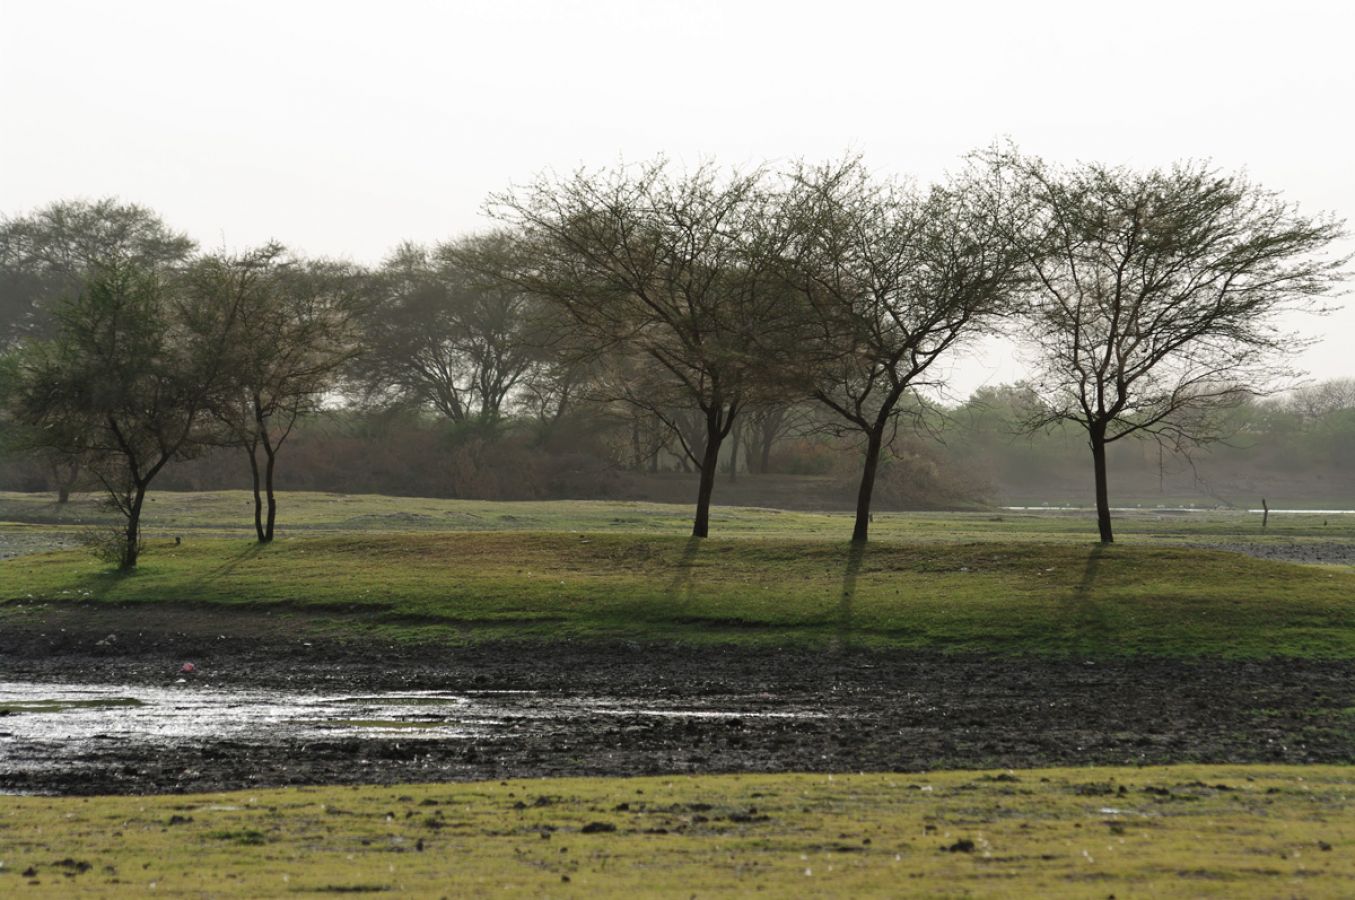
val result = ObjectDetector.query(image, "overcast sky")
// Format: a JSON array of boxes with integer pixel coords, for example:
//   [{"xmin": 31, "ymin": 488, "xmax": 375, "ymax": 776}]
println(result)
[{"xmin": 2, "ymin": 0, "xmax": 1352, "ymax": 396}]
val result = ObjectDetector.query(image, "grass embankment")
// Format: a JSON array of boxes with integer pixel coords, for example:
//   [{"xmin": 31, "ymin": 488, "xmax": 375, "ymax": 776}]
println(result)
[
  {"xmin": 2, "ymin": 766, "xmax": 1353, "ymax": 897},
  {"xmin": 4, "ymin": 532, "xmax": 1354, "ymax": 658}
]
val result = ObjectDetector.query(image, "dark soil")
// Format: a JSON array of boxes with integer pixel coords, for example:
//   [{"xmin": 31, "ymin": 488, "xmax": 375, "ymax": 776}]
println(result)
[{"xmin": 3, "ymin": 602, "xmax": 1354, "ymax": 795}]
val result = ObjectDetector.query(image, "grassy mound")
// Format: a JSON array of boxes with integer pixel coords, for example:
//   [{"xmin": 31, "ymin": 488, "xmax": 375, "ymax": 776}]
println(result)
[{"xmin": 4, "ymin": 533, "xmax": 1353, "ymax": 658}]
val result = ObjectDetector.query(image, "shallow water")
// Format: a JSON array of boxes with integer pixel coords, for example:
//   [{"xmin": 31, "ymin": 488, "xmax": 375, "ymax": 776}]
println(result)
[{"xmin": 0, "ymin": 681, "xmax": 821, "ymax": 793}]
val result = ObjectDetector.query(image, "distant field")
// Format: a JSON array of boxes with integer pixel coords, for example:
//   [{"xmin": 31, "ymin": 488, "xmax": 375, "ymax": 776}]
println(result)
[
  {"xmin": 3, "ymin": 765, "xmax": 1353, "ymax": 897},
  {"xmin": 2, "ymin": 489, "xmax": 1353, "ymax": 546}
]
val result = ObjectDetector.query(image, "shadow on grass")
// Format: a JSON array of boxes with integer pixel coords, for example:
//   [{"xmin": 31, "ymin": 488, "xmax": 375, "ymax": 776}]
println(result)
[
  {"xmin": 51, "ymin": 542, "xmax": 268, "ymax": 603},
  {"xmin": 664, "ymin": 536, "xmax": 703, "ymax": 606},
  {"xmin": 61, "ymin": 566, "xmax": 138, "ymax": 600},
  {"xmin": 831, "ymin": 541, "xmax": 867, "ymax": 653},
  {"xmin": 1068, "ymin": 544, "xmax": 1112, "ymax": 652},
  {"xmin": 185, "ymin": 542, "xmax": 266, "ymax": 592},
  {"xmin": 199, "ymin": 544, "xmax": 262, "ymax": 580}
]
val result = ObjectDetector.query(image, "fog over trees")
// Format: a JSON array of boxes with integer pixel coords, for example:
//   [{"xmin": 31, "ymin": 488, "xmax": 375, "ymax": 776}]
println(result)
[
  {"xmin": 0, "ymin": 149, "xmax": 1348, "ymax": 564},
  {"xmin": 0, "ymin": 199, "xmax": 195, "ymax": 350}
]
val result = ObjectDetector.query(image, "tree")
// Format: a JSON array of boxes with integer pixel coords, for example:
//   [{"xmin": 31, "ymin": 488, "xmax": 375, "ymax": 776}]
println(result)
[
  {"xmin": 786, "ymin": 161, "xmax": 1025, "ymax": 541},
  {"xmin": 7, "ymin": 261, "xmax": 222, "ymax": 568},
  {"xmin": 489, "ymin": 160, "xmax": 795, "ymax": 537},
  {"xmin": 1284, "ymin": 378, "xmax": 1355, "ymax": 420},
  {"xmin": 354, "ymin": 234, "xmax": 547, "ymax": 425},
  {"xmin": 981, "ymin": 149, "xmax": 1348, "ymax": 542},
  {"xmin": 184, "ymin": 245, "xmax": 365, "ymax": 542},
  {"xmin": 0, "ymin": 198, "xmax": 195, "ymax": 349},
  {"xmin": 1, "ymin": 199, "xmax": 196, "ymax": 501},
  {"xmin": 740, "ymin": 404, "xmax": 801, "ymax": 475}
]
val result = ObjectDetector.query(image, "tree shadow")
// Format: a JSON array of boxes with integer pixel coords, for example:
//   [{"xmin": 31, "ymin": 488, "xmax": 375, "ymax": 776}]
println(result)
[
  {"xmin": 1073, "ymin": 544, "xmax": 1104, "ymax": 603},
  {"xmin": 833, "ymin": 541, "xmax": 867, "ymax": 653},
  {"xmin": 664, "ymin": 536, "xmax": 703, "ymax": 605},
  {"xmin": 64, "ymin": 565, "xmax": 137, "ymax": 600},
  {"xmin": 1068, "ymin": 544, "xmax": 1111, "ymax": 651},
  {"xmin": 33, "ymin": 540, "xmax": 267, "ymax": 604},
  {"xmin": 185, "ymin": 542, "xmax": 265, "ymax": 594}
]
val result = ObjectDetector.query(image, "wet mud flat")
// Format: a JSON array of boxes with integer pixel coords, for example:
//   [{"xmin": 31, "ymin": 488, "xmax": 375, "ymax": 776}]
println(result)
[{"xmin": 3, "ymin": 605, "xmax": 1355, "ymax": 795}]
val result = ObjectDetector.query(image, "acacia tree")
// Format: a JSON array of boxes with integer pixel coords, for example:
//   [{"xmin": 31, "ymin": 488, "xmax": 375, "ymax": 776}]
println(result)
[
  {"xmin": 8, "ymin": 261, "xmax": 223, "ymax": 567},
  {"xmin": 981, "ymin": 149, "xmax": 1348, "ymax": 542},
  {"xmin": 787, "ymin": 161, "xmax": 1026, "ymax": 542},
  {"xmin": 489, "ymin": 161, "xmax": 794, "ymax": 537},
  {"xmin": 0, "ymin": 198, "xmax": 195, "ymax": 349},
  {"xmin": 1, "ymin": 199, "xmax": 195, "ymax": 501},
  {"xmin": 184, "ymin": 245, "xmax": 364, "ymax": 542},
  {"xmin": 354, "ymin": 234, "xmax": 546, "ymax": 425}
]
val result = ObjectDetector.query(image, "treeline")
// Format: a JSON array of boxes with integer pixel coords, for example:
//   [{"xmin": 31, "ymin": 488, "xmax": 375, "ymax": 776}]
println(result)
[
  {"xmin": 6, "ymin": 382, "xmax": 1348, "ymax": 510},
  {"xmin": 0, "ymin": 147, "xmax": 1348, "ymax": 566}
]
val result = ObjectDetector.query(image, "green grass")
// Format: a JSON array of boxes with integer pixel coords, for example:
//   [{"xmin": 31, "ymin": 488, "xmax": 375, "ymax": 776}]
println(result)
[
  {"xmin": 3, "ymin": 765, "xmax": 1353, "ymax": 897},
  {"xmin": 4, "ymin": 490, "xmax": 1353, "ymax": 658},
  {"xmin": 4, "ymin": 531, "xmax": 1354, "ymax": 658}
]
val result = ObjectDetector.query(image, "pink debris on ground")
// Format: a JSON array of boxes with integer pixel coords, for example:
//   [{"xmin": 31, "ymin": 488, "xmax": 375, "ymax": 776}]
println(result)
[{"xmin": 180, "ymin": 662, "xmax": 196, "ymax": 674}]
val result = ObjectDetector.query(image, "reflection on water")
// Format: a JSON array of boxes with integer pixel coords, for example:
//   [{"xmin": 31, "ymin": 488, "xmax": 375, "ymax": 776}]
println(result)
[{"xmin": 0, "ymin": 681, "xmax": 822, "ymax": 790}]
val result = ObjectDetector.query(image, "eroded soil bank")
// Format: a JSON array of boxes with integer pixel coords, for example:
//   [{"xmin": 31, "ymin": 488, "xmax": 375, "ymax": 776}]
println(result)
[{"xmin": 2, "ymin": 603, "xmax": 1353, "ymax": 795}]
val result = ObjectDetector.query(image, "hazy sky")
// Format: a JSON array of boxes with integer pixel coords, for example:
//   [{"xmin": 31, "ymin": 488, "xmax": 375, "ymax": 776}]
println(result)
[{"xmin": 2, "ymin": 0, "xmax": 1352, "ymax": 395}]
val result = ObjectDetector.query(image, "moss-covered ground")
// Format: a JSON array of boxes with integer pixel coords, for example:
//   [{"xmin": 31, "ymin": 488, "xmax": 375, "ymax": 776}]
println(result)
[{"xmin": 2, "ymin": 765, "xmax": 1353, "ymax": 897}]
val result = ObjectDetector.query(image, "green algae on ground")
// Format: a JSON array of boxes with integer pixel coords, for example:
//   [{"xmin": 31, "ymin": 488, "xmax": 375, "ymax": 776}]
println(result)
[
  {"xmin": 1, "ymin": 765, "xmax": 1353, "ymax": 897},
  {"xmin": 0, "ymin": 697, "xmax": 143, "ymax": 714}
]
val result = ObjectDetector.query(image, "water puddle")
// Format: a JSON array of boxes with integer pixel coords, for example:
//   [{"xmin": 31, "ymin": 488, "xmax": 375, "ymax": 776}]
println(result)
[{"xmin": 0, "ymin": 681, "xmax": 824, "ymax": 792}]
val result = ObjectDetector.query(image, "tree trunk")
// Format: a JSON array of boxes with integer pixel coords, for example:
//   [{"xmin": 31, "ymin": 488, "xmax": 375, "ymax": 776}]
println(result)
[
  {"xmin": 248, "ymin": 444, "xmax": 266, "ymax": 542},
  {"xmin": 123, "ymin": 483, "xmax": 147, "ymax": 569},
  {"xmin": 852, "ymin": 429, "xmax": 886, "ymax": 543},
  {"xmin": 54, "ymin": 461, "xmax": 78, "ymax": 504},
  {"xmin": 1090, "ymin": 425, "xmax": 1114, "ymax": 543},
  {"xmin": 263, "ymin": 440, "xmax": 278, "ymax": 542},
  {"xmin": 727, "ymin": 422, "xmax": 739, "ymax": 483},
  {"xmin": 692, "ymin": 407, "xmax": 731, "ymax": 539}
]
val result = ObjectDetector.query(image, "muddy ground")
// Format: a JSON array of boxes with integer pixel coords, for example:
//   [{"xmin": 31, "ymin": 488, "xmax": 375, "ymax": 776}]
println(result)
[{"xmin": 3, "ymin": 603, "xmax": 1353, "ymax": 796}]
